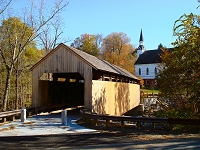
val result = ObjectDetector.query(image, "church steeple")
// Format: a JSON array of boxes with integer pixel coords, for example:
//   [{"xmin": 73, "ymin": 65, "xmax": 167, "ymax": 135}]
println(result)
[
  {"xmin": 138, "ymin": 28, "xmax": 144, "ymax": 49},
  {"xmin": 137, "ymin": 28, "xmax": 145, "ymax": 58},
  {"xmin": 139, "ymin": 29, "xmax": 144, "ymax": 46}
]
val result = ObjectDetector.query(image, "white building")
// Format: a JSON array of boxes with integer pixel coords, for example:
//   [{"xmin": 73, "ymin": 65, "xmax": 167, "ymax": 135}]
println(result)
[{"xmin": 134, "ymin": 29, "xmax": 172, "ymax": 87}]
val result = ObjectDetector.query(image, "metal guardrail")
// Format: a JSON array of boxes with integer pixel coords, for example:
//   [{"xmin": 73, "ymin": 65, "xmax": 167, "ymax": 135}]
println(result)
[{"xmin": 80, "ymin": 109, "xmax": 200, "ymax": 130}]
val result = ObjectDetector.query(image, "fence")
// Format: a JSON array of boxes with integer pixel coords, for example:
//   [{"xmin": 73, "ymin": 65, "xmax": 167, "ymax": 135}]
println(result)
[
  {"xmin": 80, "ymin": 109, "xmax": 200, "ymax": 130},
  {"xmin": 0, "ymin": 109, "xmax": 27, "ymax": 122}
]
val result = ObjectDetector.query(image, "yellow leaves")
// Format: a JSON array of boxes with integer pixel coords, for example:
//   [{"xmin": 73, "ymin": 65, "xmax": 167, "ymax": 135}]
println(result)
[
  {"xmin": 72, "ymin": 33, "xmax": 100, "ymax": 56},
  {"xmin": 101, "ymin": 32, "xmax": 136, "ymax": 74},
  {"xmin": 0, "ymin": 17, "xmax": 34, "ymax": 50},
  {"xmin": 158, "ymin": 11, "xmax": 200, "ymax": 118}
]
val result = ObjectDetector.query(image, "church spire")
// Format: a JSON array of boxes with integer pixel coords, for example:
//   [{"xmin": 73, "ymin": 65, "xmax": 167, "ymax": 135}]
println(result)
[
  {"xmin": 139, "ymin": 28, "xmax": 144, "ymax": 42},
  {"xmin": 137, "ymin": 28, "xmax": 145, "ymax": 58},
  {"xmin": 138, "ymin": 28, "xmax": 144, "ymax": 49}
]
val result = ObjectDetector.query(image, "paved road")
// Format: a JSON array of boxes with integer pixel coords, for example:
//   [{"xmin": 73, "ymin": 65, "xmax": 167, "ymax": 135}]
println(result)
[
  {"xmin": 0, "ymin": 132, "xmax": 200, "ymax": 149},
  {"xmin": 0, "ymin": 108, "xmax": 97, "ymax": 136},
  {"xmin": 0, "ymin": 108, "xmax": 200, "ymax": 149}
]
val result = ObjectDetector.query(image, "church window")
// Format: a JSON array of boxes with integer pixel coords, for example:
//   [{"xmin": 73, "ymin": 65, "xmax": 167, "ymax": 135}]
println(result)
[
  {"xmin": 154, "ymin": 79, "xmax": 157, "ymax": 85},
  {"xmin": 139, "ymin": 68, "xmax": 141, "ymax": 75},
  {"xmin": 155, "ymin": 67, "xmax": 157, "ymax": 75},
  {"xmin": 146, "ymin": 68, "xmax": 149, "ymax": 75}
]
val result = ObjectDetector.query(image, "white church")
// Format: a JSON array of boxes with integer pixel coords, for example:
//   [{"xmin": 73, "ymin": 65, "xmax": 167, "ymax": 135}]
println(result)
[{"xmin": 134, "ymin": 29, "xmax": 172, "ymax": 88}]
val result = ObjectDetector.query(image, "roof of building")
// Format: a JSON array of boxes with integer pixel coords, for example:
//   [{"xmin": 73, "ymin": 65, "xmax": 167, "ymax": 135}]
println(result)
[
  {"xmin": 134, "ymin": 48, "xmax": 173, "ymax": 65},
  {"xmin": 69, "ymin": 46, "xmax": 138, "ymax": 80},
  {"xmin": 31, "ymin": 43, "xmax": 139, "ymax": 81}
]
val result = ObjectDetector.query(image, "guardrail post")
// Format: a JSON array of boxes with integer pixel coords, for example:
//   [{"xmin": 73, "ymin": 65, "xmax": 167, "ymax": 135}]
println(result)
[
  {"xmin": 152, "ymin": 122, "xmax": 156, "ymax": 130},
  {"xmin": 61, "ymin": 109, "xmax": 67, "ymax": 125},
  {"xmin": 86, "ymin": 118, "xmax": 90, "ymax": 124},
  {"xmin": 94, "ymin": 119, "xmax": 98, "ymax": 126},
  {"xmin": 21, "ymin": 109, "xmax": 26, "ymax": 122},
  {"xmin": 3, "ymin": 117, "xmax": 6, "ymax": 122},
  {"xmin": 169, "ymin": 124, "xmax": 173, "ymax": 131},
  {"xmin": 11, "ymin": 115, "xmax": 15, "ymax": 121},
  {"xmin": 121, "ymin": 121, "xmax": 124, "ymax": 129},
  {"xmin": 106, "ymin": 120, "xmax": 110, "ymax": 127},
  {"xmin": 137, "ymin": 122, "xmax": 141, "ymax": 130}
]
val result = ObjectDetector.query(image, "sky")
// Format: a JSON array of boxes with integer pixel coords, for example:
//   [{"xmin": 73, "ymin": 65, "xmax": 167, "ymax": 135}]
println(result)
[
  {"xmin": 12, "ymin": 0, "xmax": 200, "ymax": 50},
  {"xmin": 62, "ymin": 0, "xmax": 199, "ymax": 50}
]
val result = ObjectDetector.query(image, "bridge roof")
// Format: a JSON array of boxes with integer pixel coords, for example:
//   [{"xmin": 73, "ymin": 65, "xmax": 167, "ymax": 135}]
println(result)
[{"xmin": 30, "ymin": 43, "xmax": 139, "ymax": 81}]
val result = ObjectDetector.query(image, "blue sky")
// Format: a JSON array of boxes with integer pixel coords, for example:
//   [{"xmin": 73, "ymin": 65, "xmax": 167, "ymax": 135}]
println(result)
[
  {"xmin": 63, "ymin": 0, "xmax": 199, "ymax": 50},
  {"xmin": 12, "ymin": 0, "xmax": 199, "ymax": 50}
]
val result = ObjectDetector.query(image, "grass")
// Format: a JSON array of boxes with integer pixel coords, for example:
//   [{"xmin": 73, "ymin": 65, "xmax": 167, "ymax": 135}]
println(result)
[{"xmin": 141, "ymin": 89, "xmax": 160, "ymax": 94}]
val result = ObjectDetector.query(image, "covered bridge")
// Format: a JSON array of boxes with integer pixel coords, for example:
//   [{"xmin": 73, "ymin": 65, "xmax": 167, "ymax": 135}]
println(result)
[{"xmin": 30, "ymin": 43, "xmax": 140, "ymax": 116}]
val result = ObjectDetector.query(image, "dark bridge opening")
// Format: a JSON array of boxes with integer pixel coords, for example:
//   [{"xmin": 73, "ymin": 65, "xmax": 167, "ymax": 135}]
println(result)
[{"xmin": 39, "ymin": 73, "xmax": 84, "ymax": 112}]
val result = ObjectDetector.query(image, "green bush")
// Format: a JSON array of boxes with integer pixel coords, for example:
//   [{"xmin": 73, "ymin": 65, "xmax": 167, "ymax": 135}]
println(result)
[
  {"xmin": 154, "ymin": 108, "xmax": 191, "ymax": 119},
  {"xmin": 154, "ymin": 108, "xmax": 200, "ymax": 132}
]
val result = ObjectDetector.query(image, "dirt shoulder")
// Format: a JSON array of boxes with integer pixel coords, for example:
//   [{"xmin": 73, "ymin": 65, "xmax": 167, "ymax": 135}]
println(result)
[{"xmin": 77, "ymin": 120, "xmax": 200, "ymax": 141}]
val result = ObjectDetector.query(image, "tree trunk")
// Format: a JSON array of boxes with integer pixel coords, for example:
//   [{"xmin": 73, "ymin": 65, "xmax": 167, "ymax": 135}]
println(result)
[
  {"xmin": 2, "ymin": 68, "xmax": 12, "ymax": 111},
  {"xmin": 15, "ymin": 69, "xmax": 19, "ymax": 110}
]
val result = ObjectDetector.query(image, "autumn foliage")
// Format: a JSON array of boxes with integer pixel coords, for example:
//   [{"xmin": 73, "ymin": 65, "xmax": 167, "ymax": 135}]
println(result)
[
  {"xmin": 101, "ymin": 32, "xmax": 136, "ymax": 74},
  {"xmin": 157, "ymin": 13, "xmax": 200, "ymax": 119},
  {"xmin": 71, "ymin": 32, "xmax": 137, "ymax": 74}
]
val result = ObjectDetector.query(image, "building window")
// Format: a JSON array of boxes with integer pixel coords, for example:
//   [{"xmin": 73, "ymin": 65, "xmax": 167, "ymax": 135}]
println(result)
[
  {"xmin": 155, "ymin": 67, "xmax": 157, "ymax": 75},
  {"xmin": 139, "ymin": 68, "xmax": 141, "ymax": 75},
  {"xmin": 146, "ymin": 80, "xmax": 149, "ymax": 85},
  {"xmin": 146, "ymin": 68, "xmax": 149, "ymax": 75},
  {"xmin": 154, "ymin": 79, "xmax": 157, "ymax": 86}
]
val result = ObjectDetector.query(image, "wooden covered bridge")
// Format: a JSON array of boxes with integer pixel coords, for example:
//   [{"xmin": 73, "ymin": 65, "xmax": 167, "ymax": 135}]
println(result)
[{"xmin": 30, "ymin": 43, "xmax": 140, "ymax": 116}]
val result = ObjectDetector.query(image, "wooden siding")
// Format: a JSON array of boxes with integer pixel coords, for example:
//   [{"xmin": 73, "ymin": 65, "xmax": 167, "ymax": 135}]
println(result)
[
  {"xmin": 92, "ymin": 80, "xmax": 140, "ymax": 116},
  {"xmin": 32, "ymin": 46, "xmax": 93, "ymax": 111}
]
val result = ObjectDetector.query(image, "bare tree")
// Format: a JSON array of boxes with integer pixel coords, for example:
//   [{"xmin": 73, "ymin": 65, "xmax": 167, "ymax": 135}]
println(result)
[
  {"xmin": 0, "ymin": 0, "xmax": 12, "ymax": 15},
  {"xmin": 0, "ymin": 0, "xmax": 68, "ymax": 111},
  {"xmin": 38, "ymin": 15, "xmax": 69, "ymax": 54}
]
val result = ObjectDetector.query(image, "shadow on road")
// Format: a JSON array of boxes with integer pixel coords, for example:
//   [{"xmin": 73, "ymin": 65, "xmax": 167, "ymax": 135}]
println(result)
[{"xmin": 0, "ymin": 133, "xmax": 200, "ymax": 149}]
